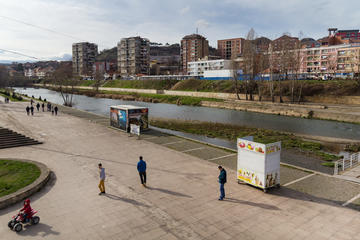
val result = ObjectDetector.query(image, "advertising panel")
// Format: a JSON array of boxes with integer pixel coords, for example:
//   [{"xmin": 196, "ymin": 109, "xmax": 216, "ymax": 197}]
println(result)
[
  {"xmin": 110, "ymin": 108, "xmax": 119, "ymax": 127},
  {"xmin": 118, "ymin": 110, "xmax": 127, "ymax": 131},
  {"xmin": 237, "ymin": 138, "xmax": 281, "ymax": 191},
  {"xmin": 128, "ymin": 108, "xmax": 149, "ymax": 131}
]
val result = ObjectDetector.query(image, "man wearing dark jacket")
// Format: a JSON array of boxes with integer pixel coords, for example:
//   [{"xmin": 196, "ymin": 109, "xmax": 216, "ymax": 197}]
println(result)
[
  {"xmin": 137, "ymin": 156, "xmax": 147, "ymax": 186},
  {"xmin": 218, "ymin": 166, "xmax": 227, "ymax": 200}
]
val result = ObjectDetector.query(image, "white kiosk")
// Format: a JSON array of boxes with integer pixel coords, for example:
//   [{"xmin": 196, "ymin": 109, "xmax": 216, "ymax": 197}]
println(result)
[{"xmin": 237, "ymin": 137, "xmax": 281, "ymax": 192}]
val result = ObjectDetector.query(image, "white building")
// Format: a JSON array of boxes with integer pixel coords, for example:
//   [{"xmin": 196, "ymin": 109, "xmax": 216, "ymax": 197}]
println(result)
[
  {"xmin": 187, "ymin": 59, "xmax": 232, "ymax": 77},
  {"xmin": 24, "ymin": 69, "xmax": 34, "ymax": 78}
]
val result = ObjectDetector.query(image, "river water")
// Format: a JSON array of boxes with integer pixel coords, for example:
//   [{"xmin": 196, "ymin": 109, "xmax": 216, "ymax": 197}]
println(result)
[{"xmin": 15, "ymin": 87, "xmax": 360, "ymax": 140}]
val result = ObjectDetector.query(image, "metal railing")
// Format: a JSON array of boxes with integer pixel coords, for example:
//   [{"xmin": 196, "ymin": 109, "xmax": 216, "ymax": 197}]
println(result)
[{"xmin": 334, "ymin": 152, "xmax": 360, "ymax": 175}]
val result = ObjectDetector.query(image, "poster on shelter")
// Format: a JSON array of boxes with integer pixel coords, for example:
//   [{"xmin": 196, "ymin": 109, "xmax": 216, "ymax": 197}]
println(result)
[
  {"xmin": 238, "ymin": 168, "xmax": 264, "ymax": 188},
  {"xmin": 118, "ymin": 110, "xmax": 127, "ymax": 130},
  {"xmin": 128, "ymin": 108, "xmax": 148, "ymax": 130},
  {"xmin": 110, "ymin": 108, "xmax": 119, "ymax": 127}
]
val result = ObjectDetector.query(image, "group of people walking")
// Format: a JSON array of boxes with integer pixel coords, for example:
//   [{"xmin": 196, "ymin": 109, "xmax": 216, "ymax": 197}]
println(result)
[
  {"xmin": 26, "ymin": 98, "xmax": 58, "ymax": 116},
  {"xmin": 98, "ymin": 156, "xmax": 147, "ymax": 195},
  {"xmin": 97, "ymin": 157, "xmax": 227, "ymax": 200}
]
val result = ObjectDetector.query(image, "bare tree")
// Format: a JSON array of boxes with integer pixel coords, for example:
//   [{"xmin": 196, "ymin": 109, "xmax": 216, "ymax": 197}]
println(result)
[
  {"xmin": 242, "ymin": 28, "xmax": 258, "ymax": 101},
  {"xmin": 230, "ymin": 39, "xmax": 241, "ymax": 100},
  {"xmin": 0, "ymin": 66, "xmax": 10, "ymax": 89},
  {"xmin": 51, "ymin": 62, "xmax": 79, "ymax": 106},
  {"xmin": 256, "ymin": 51, "xmax": 269, "ymax": 101},
  {"xmin": 93, "ymin": 70, "xmax": 103, "ymax": 93},
  {"xmin": 268, "ymin": 44, "xmax": 275, "ymax": 102}
]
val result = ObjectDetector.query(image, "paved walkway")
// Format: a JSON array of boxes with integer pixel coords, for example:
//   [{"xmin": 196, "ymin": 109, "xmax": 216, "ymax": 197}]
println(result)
[{"xmin": 1, "ymin": 102, "xmax": 360, "ymax": 240}]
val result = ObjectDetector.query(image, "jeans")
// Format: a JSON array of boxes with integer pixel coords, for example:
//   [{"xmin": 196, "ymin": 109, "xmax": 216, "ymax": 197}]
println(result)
[
  {"xmin": 219, "ymin": 183, "xmax": 225, "ymax": 199},
  {"xmin": 139, "ymin": 172, "xmax": 146, "ymax": 184}
]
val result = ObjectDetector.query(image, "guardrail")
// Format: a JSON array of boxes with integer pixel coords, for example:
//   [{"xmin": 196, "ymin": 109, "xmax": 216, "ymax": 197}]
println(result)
[{"xmin": 334, "ymin": 152, "xmax": 360, "ymax": 175}]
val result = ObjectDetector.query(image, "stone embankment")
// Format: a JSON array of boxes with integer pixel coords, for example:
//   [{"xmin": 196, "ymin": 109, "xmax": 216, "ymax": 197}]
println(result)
[{"xmin": 201, "ymin": 100, "xmax": 360, "ymax": 124}]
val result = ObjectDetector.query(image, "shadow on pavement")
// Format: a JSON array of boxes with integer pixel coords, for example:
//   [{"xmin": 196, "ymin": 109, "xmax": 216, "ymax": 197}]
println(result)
[
  {"xmin": 104, "ymin": 193, "xmax": 150, "ymax": 208},
  {"xmin": 269, "ymin": 186, "xmax": 346, "ymax": 209},
  {"xmin": 19, "ymin": 223, "xmax": 60, "ymax": 237},
  {"xmin": 146, "ymin": 186, "xmax": 192, "ymax": 198},
  {"xmin": 223, "ymin": 198, "xmax": 280, "ymax": 210}
]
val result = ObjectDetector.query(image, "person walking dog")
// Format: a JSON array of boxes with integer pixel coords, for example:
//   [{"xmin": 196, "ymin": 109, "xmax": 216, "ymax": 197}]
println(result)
[
  {"xmin": 98, "ymin": 163, "xmax": 106, "ymax": 195},
  {"xmin": 218, "ymin": 166, "xmax": 227, "ymax": 200},
  {"xmin": 137, "ymin": 156, "xmax": 147, "ymax": 186}
]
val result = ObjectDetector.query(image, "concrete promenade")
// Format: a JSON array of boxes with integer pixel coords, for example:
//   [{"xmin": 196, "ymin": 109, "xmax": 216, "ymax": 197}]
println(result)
[{"xmin": 1, "ymin": 102, "xmax": 360, "ymax": 239}]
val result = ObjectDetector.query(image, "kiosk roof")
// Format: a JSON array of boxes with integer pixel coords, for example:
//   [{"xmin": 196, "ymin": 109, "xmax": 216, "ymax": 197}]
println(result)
[{"xmin": 110, "ymin": 105, "xmax": 147, "ymax": 110}]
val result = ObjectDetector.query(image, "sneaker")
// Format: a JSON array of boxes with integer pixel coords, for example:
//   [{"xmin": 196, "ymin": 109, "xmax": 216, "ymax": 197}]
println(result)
[
  {"xmin": 102, "ymin": 191, "xmax": 106, "ymax": 194},
  {"xmin": 218, "ymin": 198, "xmax": 223, "ymax": 201},
  {"xmin": 98, "ymin": 192, "xmax": 103, "ymax": 195}
]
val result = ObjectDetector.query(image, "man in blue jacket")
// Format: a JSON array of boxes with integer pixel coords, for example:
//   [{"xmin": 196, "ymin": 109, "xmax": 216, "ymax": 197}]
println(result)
[
  {"xmin": 137, "ymin": 156, "xmax": 147, "ymax": 186},
  {"xmin": 218, "ymin": 166, "xmax": 227, "ymax": 200}
]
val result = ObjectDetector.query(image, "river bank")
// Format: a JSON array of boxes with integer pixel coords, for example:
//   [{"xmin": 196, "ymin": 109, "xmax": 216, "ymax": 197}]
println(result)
[
  {"xmin": 150, "ymin": 117, "xmax": 359, "ymax": 168},
  {"xmin": 16, "ymin": 87, "xmax": 360, "ymax": 143},
  {"xmin": 37, "ymin": 84, "xmax": 360, "ymax": 124}
]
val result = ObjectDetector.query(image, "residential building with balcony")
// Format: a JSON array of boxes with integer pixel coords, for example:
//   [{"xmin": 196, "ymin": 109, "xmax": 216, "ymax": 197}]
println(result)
[
  {"xmin": 217, "ymin": 38, "xmax": 244, "ymax": 59},
  {"xmin": 117, "ymin": 36, "xmax": 150, "ymax": 76},
  {"xmin": 72, "ymin": 42, "xmax": 98, "ymax": 76},
  {"xmin": 181, "ymin": 34, "xmax": 209, "ymax": 74}
]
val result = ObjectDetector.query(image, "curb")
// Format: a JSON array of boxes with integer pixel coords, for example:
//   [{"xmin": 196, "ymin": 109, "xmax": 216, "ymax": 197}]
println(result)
[{"xmin": 0, "ymin": 158, "xmax": 51, "ymax": 210}]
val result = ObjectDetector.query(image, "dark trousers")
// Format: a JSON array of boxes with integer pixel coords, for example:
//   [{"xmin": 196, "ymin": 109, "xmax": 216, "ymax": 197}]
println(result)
[
  {"xmin": 219, "ymin": 183, "xmax": 225, "ymax": 199},
  {"xmin": 139, "ymin": 172, "xmax": 146, "ymax": 184}
]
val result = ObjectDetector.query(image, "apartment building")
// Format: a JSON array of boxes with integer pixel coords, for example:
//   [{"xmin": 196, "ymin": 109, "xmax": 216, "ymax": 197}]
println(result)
[
  {"xmin": 217, "ymin": 38, "xmax": 244, "ymax": 59},
  {"xmin": 337, "ymin": 46, "xmax": 360, "ymax": 74},
  {"xmin": 272, "ymin": 35, "xmax": 300, "ymax": 51},
  {"xmin": 72, "ymin": 42, "xmax": 98, "ymax": 76},
  {"xmin": 117, "ymin": 36, "xmax": 150, "ymax": 76},
  {"xmin": 298, "ymin": 44, "xmax": 360, "ymax": 76},
  {"xmin": 336, "ymin": 30, "xmax": 360, "ymax": 40},
  {"xmin": 181, "ymin": 34, "xmax": 209, "ymax": 74},
  {"xmin": 187, "ymin": 59, "xmax": 232, "ymax": 77}
]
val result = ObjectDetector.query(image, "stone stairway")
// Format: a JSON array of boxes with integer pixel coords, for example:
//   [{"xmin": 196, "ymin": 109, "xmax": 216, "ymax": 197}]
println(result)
[{"xmin": 0, "ymin": 127, "xmax": 42, "ymax": 149}]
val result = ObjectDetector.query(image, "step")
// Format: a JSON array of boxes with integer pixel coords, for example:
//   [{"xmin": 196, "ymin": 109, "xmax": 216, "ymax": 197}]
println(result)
[
  {"xmin": 0, "ymin": 142, "xmax": 41, "ymax": 149},
  {"xmin": 0, "ymin": 127, "xmax": 42, "ymax": 149}
]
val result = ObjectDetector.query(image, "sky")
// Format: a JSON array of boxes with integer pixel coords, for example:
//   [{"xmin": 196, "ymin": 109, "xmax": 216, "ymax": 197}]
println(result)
[{"xmin": 1, "ymin": 0, "xmax": 360, "ymax": 62}]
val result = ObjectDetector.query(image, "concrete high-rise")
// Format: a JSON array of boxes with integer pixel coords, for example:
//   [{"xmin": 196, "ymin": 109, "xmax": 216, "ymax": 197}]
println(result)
[
  {"xmin": 217, "ymin": 38, "xmax": 244, "ymax": 59},
  {"xmin": 117, "ymin": 37, "xmax": 150, "ymax": 76},
  {"xmin": 180, "ymin": 34, "xmax": 209, "ymax": 74},
  {"xmin": 72, "ymin": 42, "xmax": 98, "ymax": 76}
]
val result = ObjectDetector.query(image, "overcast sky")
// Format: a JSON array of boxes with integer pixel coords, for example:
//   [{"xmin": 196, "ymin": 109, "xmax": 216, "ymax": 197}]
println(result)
[{"xmin": 1, "ymin": 0, "xmax": 360, "ymax": 61}]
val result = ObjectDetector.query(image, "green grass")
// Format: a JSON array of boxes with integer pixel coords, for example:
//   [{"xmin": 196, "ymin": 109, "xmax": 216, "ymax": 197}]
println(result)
[
  {"xmin": 0, "ymin": 160, "xmax": 41, "ymax": 197},
  {"xmin": 103, "ymin": 79, "xmax": 179, "ymax": 90},
  {"xmin": 91, "ymin": 89, "xmax": 223, "ymax": 106},
  {"xmin": 79, "ymin": 80, "xmax": 96, "ymax": 87},
  {"xmin": 0, "ymin": 90, "xmax": 26, "ymax": 102},
  {"xmin": 321, "ymin": 162, "xmax": 335, "ymax": 167},
  {"xmin": 149, "ymin": 118, "xmax": 341, "ymax": 162}
]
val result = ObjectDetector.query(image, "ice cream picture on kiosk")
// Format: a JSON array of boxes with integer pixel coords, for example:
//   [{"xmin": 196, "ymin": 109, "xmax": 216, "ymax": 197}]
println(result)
[{"xmin": 237, "ymin": 136, "xmax": 281, "ymax": 192}]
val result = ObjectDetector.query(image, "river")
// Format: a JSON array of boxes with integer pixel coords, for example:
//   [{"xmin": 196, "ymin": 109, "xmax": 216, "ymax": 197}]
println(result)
[{"xmin": 15, "ymin": 87, "xmax": 360, "ymax": 141}]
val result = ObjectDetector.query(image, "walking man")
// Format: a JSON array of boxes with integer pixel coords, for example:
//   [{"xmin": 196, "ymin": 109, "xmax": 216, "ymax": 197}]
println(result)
[
  {"xmin": 218, "ymin": 166, "xmax": 227, "ymax": 201},
  {"xmin": 26, "ymin": 106, "xmax": 30, "ymax": 116},
  {"xmin": 98, "ymin": 163, "xmax": 106, "ymax": 195},
  {"xmin": 137, "ymin": 156, "xmax": 147, "ymax": 186},
  {"xmin": 36, "ymin": 103, "xmax": 40, "ymax": 111},
  {"xmin": 54, "ymin": 106, "xmax": 58, "ymax": 116},
  {"xmin": 41, "ymin": 103, "xmax": 45, "ymax": 112},
  {"xmin": 30, "ymin": 105, "xmax": 34, "ymax": 116}
]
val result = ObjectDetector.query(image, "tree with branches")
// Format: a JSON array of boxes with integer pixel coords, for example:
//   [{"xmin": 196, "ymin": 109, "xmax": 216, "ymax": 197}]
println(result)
[{"xmin": 51, "ymin": 62, "xmax": 79, "ymax": 106}]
